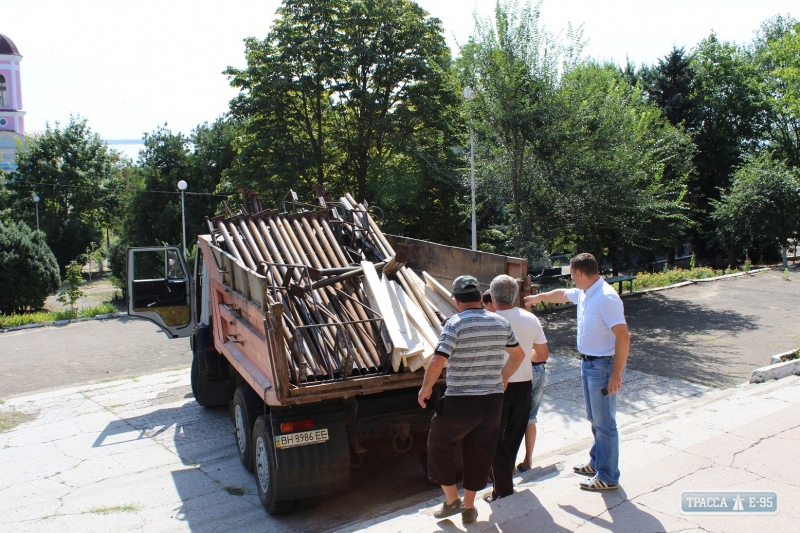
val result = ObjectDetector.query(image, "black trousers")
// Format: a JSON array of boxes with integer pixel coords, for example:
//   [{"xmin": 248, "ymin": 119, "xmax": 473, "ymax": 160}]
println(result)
[
  {"xmin": 490, "ymin": 380, "xmax": 533, "ymax": 498},
  {"xmin": 427, "ymin": 393, "xmax": 504, "ymax": 491}
]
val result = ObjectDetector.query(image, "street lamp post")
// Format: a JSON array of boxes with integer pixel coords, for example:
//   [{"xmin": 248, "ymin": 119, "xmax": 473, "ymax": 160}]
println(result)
[
  {"xmin": 33, "ymin": 195, "xmax": 40, "ymax": 231},
  {"xmin": 177, "ymin": 180, "xmax": 188, "ymax": 257},
  {"xmin": 463, "ymin": 86, "xmax": 477, "ymax": 251}
]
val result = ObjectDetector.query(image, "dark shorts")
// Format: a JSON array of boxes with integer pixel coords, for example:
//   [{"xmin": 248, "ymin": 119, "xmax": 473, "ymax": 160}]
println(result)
[{"xmin": 426, "ymin": 393, "xmax": 504, "ymax": 491}]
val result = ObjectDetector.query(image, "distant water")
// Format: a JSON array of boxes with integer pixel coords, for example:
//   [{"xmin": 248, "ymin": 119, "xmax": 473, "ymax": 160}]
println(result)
[{"xmin": 107, "ymin": 140, "xmax": 144, "ymax": 162}]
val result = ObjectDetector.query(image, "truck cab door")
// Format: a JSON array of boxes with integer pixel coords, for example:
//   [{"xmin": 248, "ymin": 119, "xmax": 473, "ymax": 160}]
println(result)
[{"xmin": 127, "ymin": 247, "xmax": 195, "ymax": 338}]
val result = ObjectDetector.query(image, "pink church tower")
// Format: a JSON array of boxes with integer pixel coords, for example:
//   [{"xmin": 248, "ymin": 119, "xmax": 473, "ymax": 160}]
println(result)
[{"xmin": 0, "ymin": 33, "xmax": 25, "ymax": 171}]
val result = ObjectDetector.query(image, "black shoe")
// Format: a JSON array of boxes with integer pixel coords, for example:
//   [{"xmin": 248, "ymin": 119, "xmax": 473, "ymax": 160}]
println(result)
[
  {"xmin": 434, "ymin": 498, "xmax": 465, "ymax": 519},
  {"xmin": 462, "ymin": 507, "xmax": 478, "ymax": 525}
]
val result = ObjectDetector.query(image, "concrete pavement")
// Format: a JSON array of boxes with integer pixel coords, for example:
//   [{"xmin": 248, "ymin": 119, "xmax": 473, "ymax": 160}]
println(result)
[
  {"xmin": 0, "ymin": 353, "xmax": 710, "ymax": 532},
  {"xmin": 345, "ymin": 375, "xmax": 800, "ymax": 533}
]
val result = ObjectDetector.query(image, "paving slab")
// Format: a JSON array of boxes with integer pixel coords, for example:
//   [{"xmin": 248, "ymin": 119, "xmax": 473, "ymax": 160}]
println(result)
[
  {"xmin": 344, "ymin": 376, "xmax": 800, "ymax": 533},
  {"xmin": 0, "ymin": 352, "xmax": 712, "ymax": 533}
]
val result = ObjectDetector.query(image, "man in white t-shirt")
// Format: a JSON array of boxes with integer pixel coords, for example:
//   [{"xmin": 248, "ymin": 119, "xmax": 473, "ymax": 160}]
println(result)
[
  {"xmin": 484, "ymin": 275, "xmax": 548, "ymax": 501},
  {"xmin": 524, "ymin": 253, "xmax": 630, "ymax": 491}
]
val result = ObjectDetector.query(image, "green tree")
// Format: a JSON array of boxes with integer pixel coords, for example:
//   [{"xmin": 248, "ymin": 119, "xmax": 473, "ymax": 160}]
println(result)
[
  {"xmin": 550, "ymin": 62, "xmax": 694, "ymax": 271},
  {"xmin": 224, "ymin": 0, "xmax": 465, "ymax": 243},
  {"xmin": 638, "ymin": 47, "xmax": 698, "ymax": 265},
  {"xmin": 751, "ymin": 16, "xmax": 800, "ymax": 168},
  {"xmin": 117, "ymin": 120, "xmax": 232, "ymax": 267},
  {"xmin": 712, "ymin": 153, "xmax": 800, "ymax": 266},
  {"xmin": 0, "ymin": 221, "xmax": 60, "ymax": 314},
  {"xmin": 5, "ymin": 116, "xmax": 123, "ymax": 271},
  {"xmin": 687, "ymin": 35, "xmax": 768, "ymax": 250},
  {"xmin": 57, "ymin": 261, "xmax": 84, "ymax": 315},
  {"xmin": 456, "ymin": 0, "xmax": 572, "ymax": 253}
]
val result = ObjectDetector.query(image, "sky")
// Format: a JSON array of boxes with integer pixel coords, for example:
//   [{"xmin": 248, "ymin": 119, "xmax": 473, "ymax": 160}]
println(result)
[{"xmin": 3, "ymin": 0, "xmax": 796, "ymax": 160}]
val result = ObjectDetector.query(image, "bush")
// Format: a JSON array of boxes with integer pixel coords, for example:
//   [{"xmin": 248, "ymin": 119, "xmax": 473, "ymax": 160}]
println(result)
[
  {"xmin": 632, "ymin": 266, "xmax": 726, "ymax": 291},
  {"xmin": 0, "ymin": 221, "xmax": 61, "ymax": 314}
]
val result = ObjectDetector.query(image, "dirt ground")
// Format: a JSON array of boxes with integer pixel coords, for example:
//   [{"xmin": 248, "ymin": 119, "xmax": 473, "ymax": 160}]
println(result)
[
  {"xmin": 542, "ymin": 268, "xmax": 799, "ymax": 388},
  {"xmin": 44, "ymin": 271, "xmax": 124, "ymax": 312}
]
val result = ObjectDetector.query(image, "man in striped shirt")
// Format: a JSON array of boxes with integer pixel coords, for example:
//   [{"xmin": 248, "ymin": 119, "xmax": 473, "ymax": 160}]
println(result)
[{"xmin": 418, "ymin": 275, "xmax": 526, "ymax": 525}]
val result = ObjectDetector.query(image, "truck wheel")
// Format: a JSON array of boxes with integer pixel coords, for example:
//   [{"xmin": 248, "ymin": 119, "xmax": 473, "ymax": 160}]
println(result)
[
  {"xmin": 190, "ymin": 351, "xmax": 228, "ymax": 407},
  {"xmin": 190, "ymin": 327, "xmax": 229, "ymax": 407},
  {"xmin": 253, "ymin": 416, "xmax": 294, "ymax": 514},
  {"xmin": 233, "ymin": 385, "xmax": 262, "ymax": 472}
]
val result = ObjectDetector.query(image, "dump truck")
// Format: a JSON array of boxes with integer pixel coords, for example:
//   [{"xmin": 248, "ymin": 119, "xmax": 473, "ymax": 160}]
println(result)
[{"xmin": 127, "ymin": 189, "xmax": 528, "ymax": 513}]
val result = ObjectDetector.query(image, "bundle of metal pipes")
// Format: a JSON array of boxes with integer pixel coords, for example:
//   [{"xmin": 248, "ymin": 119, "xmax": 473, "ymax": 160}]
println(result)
[{"xmin": 206, "ymin": 189, "xmax": 457, "ymax": 385}]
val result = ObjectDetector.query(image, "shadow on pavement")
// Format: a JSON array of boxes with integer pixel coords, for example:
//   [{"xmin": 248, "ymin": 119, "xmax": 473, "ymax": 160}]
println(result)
[
  {"xmin": 93, "ymin": 394, "xmax": 440, "ymax": 532},
  {"xmin": 559, "ymin": 488, "xmax": 666, "ymax": 533},
  {"xmin": 544, "ymin": 293, "xmax": 759, "ymax": 387}
]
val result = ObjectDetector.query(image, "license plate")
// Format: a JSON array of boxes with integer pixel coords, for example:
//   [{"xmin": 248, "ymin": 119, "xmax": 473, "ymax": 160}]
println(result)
[{"xmin": 275, "ymin": 428, "xmax": 329, "ymax": 449}]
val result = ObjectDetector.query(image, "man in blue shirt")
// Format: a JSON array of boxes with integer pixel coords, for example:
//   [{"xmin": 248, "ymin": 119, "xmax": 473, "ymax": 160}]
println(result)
[{"xmin": 524, "ymin": 253, "xmax": 630, "ymax": 490}]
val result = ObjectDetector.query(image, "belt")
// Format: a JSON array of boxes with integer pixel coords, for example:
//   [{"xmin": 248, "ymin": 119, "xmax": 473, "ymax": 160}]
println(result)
[
  {"xmin": 581, "ymin": 354, "xmax": 611, "ymax": 361},
  {"xmin": 531, "ymin": 361, "xmax": 546, "ymax": 367}
]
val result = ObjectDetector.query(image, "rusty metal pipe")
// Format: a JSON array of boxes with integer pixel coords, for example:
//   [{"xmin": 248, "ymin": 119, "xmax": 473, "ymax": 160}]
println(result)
[
  {"xmin": 213, "ymin": 217, "xmax": 243, "ymax": 263},
  {"xmin": 225, "ymin": 219, "xmax": 257, "ymax": 270}
]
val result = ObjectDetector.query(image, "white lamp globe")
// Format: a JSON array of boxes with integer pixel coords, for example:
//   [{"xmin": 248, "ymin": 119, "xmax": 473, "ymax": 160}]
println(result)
[
  {"xmin": 33, "ymin": 195, "xmax": 40, "ymax": 203},
  {"xmin": 177, "ymin": 180, "xmax": 188, "ymax": 191}
]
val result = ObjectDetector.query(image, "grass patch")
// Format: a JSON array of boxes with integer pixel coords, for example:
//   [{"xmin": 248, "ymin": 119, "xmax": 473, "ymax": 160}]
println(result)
[
  {"xmin": 0, "ymin": 302, "xmax": 117, "ymax": 329},
  {"xmin": 89, "ymin": 504, "xmax": 141, "ymax": 514},
  {"xmin": 784, "ymin": 349, "xmax": 800, "ymax": 362},
  {"xmin": 0, "ymin": 410, "xmax": 40, "ymax": 432},
  {"xmin": 623, "ymin": 266, "xmax": 733, "ymax": 292},
  {"xmin": 224, "ymin": 486, "xmax": 245, "ymax": 496}
]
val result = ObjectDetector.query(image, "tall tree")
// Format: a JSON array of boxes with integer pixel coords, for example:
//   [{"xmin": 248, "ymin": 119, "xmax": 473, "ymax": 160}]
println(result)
[
  {"xmin": 639, "ymin": 47, "xmax": 698, "ymax": 264},
  {"xmin": 224, "ymin": 0, "xmax": 465, "ymax": 243},
  {"xmin": 751, "ymin": 15, "xmax": 800, "ymax": 168},
  {"xmin": 5, "ymin": 116, "xmax": 122, "ymax": 270},
  {"xmin": 712, "ymin": 153, "xmax": 800, "ymax": 265},
  {"xmin": 687, "ymin": 34, "xmax": 768, "ymax": 250},
  {"xmin": 456, "ymin": 0, "xmax": 578, "ymax": 253},
  {"xmin": 641, "ymin": 47, "xmax": 695, "ymax": 128},
  {"xmin": 549, "ymin": 62, "xmax": 693, "ymax": 271}
]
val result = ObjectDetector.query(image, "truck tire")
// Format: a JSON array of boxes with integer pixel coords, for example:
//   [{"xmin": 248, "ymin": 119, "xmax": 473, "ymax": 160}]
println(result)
[
  {"xmin": 253, "ymin": 416, "xmax": 294, "ymax": 514},
  {"xmin": 233, "ymin": 385, "xmax": 262, "ymax": 472},
  {"xmin": 190, "ymin": 352, "xmax": 228, "ymax": 407},
  {"xmin": 190, "ymin": 326, "xmax": 229, "ymax": 407}
]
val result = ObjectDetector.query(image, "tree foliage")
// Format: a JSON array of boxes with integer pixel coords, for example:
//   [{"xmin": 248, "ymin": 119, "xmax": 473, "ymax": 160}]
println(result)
[
  {"xmin": 685, "ymin": 35, "xmax": 769, "ymax": 247},
  {"xmin": 224, "ymin": 0, "xmax": 466, "ymax": 244},
  {"xmin": 712, "ymin": 153, "xmax": 800, "ymax": 261},
  {"xmin": 4, "ymin": 116, "xmax": 122, "ymax": 271},
  {"xmin": 0, "ymin": 221, "xmax": 60, "ymax": 314},
  {"xmin": 752, "ymin": 16, "xmax": 800, "ymax": 168}
]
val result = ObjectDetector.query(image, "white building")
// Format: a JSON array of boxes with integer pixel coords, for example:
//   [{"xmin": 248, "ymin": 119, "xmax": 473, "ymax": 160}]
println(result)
[{"xmin": 0, "ymin": 33, "xmax": 25, "ymax": 171}]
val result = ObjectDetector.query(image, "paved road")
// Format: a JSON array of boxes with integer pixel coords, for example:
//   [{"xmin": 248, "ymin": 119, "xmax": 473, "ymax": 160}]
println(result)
[
  {"xmin": 0, "ymin": 317, "xmax": 191, "ymax": 399},
  {"xmin": 542, "ymin": 269, "xmax": 799, "ymax": 387}
]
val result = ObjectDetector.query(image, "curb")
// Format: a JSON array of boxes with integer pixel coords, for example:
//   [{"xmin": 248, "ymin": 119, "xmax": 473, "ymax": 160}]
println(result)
[
  {"xmin": 771, "ymin": 349, "xmax": 799, "ymax": 365},
  {"xmin": 750, "ymin": 349, "xmax": 800, "ymax": 383},
  {"xmin": 0, "ymin": 311, "xmax": 127, "ymax": 334}
]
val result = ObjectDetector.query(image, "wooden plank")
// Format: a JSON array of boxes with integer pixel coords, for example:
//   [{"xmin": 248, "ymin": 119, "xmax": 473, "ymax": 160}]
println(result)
[
  {"xmin": 399, "ymin": 268, "xmax": 443, "ymax": 333},
  {"xmin": 388, "ymin": 279, "xmax": 440, "ymax": 350},
  {"xmin": 424, "ymin": 286, "xmax": 457, "ymax": 318},
  {"xmin": 423, "ymin": 271, "xmax": 458, "ymax": 309},
  {"xmin": 383, "ymin": 276, "xmax": 429, "ymax": 369},
  {"xmin": 360, "ymin": 261, "xmax": 408, "ymax": 371}
]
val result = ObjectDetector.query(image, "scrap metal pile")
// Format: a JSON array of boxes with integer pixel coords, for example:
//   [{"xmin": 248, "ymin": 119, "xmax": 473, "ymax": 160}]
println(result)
[{"xmin": 207, "ymin": 189, "xmax": 458, "ymax": 385}]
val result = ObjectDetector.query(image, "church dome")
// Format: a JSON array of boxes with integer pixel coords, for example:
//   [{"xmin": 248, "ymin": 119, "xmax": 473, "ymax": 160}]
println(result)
[{"xmin": 0, "ymin": 34, "xmax": 20, "ymax": 55}]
